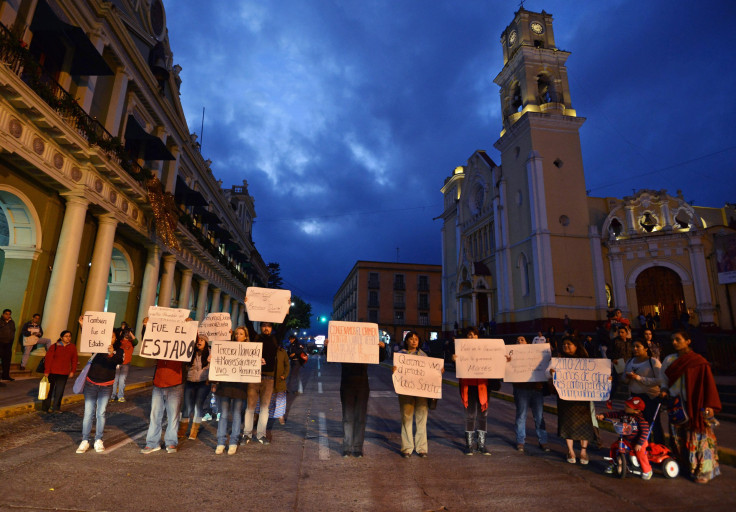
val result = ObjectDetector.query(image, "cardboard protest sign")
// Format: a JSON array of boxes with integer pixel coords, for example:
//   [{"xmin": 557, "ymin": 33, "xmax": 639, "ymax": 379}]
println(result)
[
  {"xmin": 79, "ymin": 311, "xmax": 116, "ymax": 353},
  {"xmin": 139, "ymin": 306, "xmax": 198, "ymax": 362},
  {"xmin": 550, "ymin": 357, "xmax": 612, "ymax": 401},
  {"xmin": 504, "ymin": 343, "xmax": 552, "ymax": 382},
  {"xmin": 326, "ymin": 321, "xmax": 379, "ymax": 364},
  {"xmin": 210, "ymin": 341, "xmax": 263, "ymax": 383},
  {"xmin": 392, "ymin": 353, "xmax": 443, "ymax": 399},
  {"xmin": 245, "ymin": 287, "xmax": 291, "ymax": 323},
  {"xmin": 199, "ymin": 312, "xmax": 232, "ymax": 341},
  {"xmin": 454, "ymin": 338, "xmax": 507, "ymax": 379}
]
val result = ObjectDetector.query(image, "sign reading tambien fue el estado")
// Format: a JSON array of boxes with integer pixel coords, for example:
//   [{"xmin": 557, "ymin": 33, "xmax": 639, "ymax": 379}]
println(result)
[
  {"xmin": 454, "ymin": 338, "xmax": 507, "ymax": 379},
  {"xmin": 138, "ymin": 306, "xmax": 198, "ymax": 362},
  {"xmin": 210, "ymin": 341, "xmax": 263, "ymax": 383},
  {"xmin": 80, "ymin": 311, "xmax": 116, "ymax": 353},
  {"xmin": 199, "ymin": 312, "xmax": 232, "ymax": 341},
  {"xmin": 504, "ymin": 343, "xmax": 552, "ymax": 382},
  {"xmin": 550, "ymin": 357, "xmax": 612, "ymax": 401},
  {"xmin": 245, "ymin": 287, "xmax": 291, "ymax": 323},
  {"xmin": 392, "ymin": 353, "xmax": 443, "ymax": 399},
  {"xmin": 326, "ymin": 321, "xmax": 379, "ymax": 364}
]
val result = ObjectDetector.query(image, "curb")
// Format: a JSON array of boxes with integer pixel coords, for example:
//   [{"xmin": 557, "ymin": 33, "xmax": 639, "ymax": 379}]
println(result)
[{"xmin": 0, "ymin": 380, "xmax": 153, "ymax": 419}]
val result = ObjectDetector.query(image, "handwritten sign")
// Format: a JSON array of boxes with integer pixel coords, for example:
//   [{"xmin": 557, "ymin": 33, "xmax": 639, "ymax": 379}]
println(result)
[
  {"xmin": 80, "ymin": 311, "xmax": 116, "ymax": 353},
  {"xmin": 550, "ymin": 357, "xmax": 612, "ymax": 401},
  {"xmin": 139, "ymin": 306, "xmax": 198, "ymax": 362},
  {"xmin": 454, "ymin": 338, "xmax": 507, "ymax": 379},
  {"xmin": 199, "ymin": 312, "xmax": 232, "ymax": 341},
  {"xmin": 326, "ymin": 321, "xmax": 379, "ymax": 364},
  {"xmin": 245, "ymin": 287, "xmax": 291, "ymax": 323},
  {"xmin": 392, "ymin": 353, "xmax": 443, "ymax": 399},
  {"xmin": 210, "ymin": 341, "xmax": 262, "ymax": 383},
  {"xmin": 504, "ymin": 343, "xmax": 552, "ymax": 382}
]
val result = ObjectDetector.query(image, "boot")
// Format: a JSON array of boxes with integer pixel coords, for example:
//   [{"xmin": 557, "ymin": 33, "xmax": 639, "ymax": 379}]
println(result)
[
  {"xmin": 476, "ymin": 430, "xmax": 491, "ymax": 455},
  {"xmin": 188, "ymin": 423, "xmax": 200, "ymax": 440},
  {"xmin": 177, "ymin": 420, "xmax": 189, "ymax": 439},
  {"xmin": 464, "ymin": 431, "xmax": 475, "ymax": 455}
]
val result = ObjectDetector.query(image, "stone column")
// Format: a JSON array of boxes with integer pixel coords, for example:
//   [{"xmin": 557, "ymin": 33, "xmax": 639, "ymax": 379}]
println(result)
[
  {"xmin": 221, "ymin": 293, "xmax": 231, "ymax": 314},
  {"xmin": 178, "ymin": 268, "xmax": 193, "ymax": 311},
  {"xmin": 195, "ymin": 279, "xmax": 209, "ymax": 322},
  {"xmin": 135, "ymin": 245, "xmax": 161, "ymax": 340},
  {"xmin": 231, "ymin": 299, "xmax": 239, "ymax": 329},
  {"xmin": 689, "ymin": 236, "xmax": 715, "ymax": 323},
  {"xmin": 157, "ymin": 254, "xmax": 177, "ymax": 308},
  {"xmin": 211, "ymin": 288, "xmax": 221, "ymax": 313},
  {"xmin": 42, "ymin": 193, "xmax": 89, "ymax": 343},
  {"xmin": 81, "ymin": 214, "xmax": 118, "ymax": 313}
]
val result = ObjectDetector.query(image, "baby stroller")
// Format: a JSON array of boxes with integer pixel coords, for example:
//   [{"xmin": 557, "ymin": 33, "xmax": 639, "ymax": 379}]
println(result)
[{"xmin": 603, "ymin": 403, "xmax": 679, "ymax": 479}]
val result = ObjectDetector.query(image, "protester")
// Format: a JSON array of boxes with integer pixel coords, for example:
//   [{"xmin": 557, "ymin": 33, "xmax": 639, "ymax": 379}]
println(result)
[
  {"xmin": 42, "ymin": 330, "xmax": 77, "ymax": 413},
  {"xmin": 140, "ymin": 353, "xmax": 184, "ymax": 454},
  {"xmin": 286, "ymin": 334, "xmax": 306, "ymax": 394},
  {"xmin": 0, "ymin": 309, "xmax": 16, "ymax": 381},
  {"xmin": 393, "ymin": 331, "xmax": 433, "ymax": 458},
  {"xmin": 550, "ymin": 336, "xmax": 594, "ymax": 464},
  {"xmin": 659, "ymin": 330, "xmax": 722, "ymax": 483},
  {"xmin": 77, "ymin": 330, "xmax": 124, "ymax": 453},
  {"xmin": 213, "ymin": 327, "xmax": 249, "ymax": 454},
  {"xmin": 532, "ymin": 331, "xmax": 546, "ymax": 344},
  {"xmin": 20, "ymin": 313, "xmax": 45, "ymax": 370},
  {"xmin": 452, "ymin": 326, "xmax": 492, "ymax": 455},
  {"xmin": 510, "ymin": 335, "xmax": 549, "ymax": 453},
  {"xmin": 597, "ymin": 397, "xmax": 652, "ymax": 480},
  {"xmin": 243, "ymin": 322, "xmax": 279, "ymax": 444},
  {"xmin": 623, "ymin": 339, "xmax": 663, "ymax": 444},
  {"xmin": 642, "ymin": 328, "xmax": 660, "ymax": 361},
  {"xmin": 179, "ymin": 334, "xmax": 210, "ymax": 440},
  {"xmin": 111, "ymin": 324, "xmax": 137, "ymax": 403},
  {"xmin": 256, "ymin": 335, "xmax": 289, "ymax": 426}
]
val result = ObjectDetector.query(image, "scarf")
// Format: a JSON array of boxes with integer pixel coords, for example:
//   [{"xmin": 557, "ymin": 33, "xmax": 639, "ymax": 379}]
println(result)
[
  {"xmin": 665, "ymin": 350, "xmax": 721, "ymax": 432},
  {"xmin": 460, "ymin": 379, "xmax": 488, "ymax": 412}
]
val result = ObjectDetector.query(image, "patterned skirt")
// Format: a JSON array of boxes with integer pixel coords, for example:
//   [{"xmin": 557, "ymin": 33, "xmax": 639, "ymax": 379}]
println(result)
[
  {"xmin": 254, "ymin": 391, "xmax": 287, "ymax": 419},
  {"xmin": 557, "ymin": 398, "xmax": 594, "ymax": 441},
  {"xmin": 671, "ymin": 424, "xmax": 720, "ymax": 481}
]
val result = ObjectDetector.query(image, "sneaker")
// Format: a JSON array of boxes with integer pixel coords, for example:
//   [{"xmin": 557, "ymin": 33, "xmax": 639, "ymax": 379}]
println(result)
[
  {"xmin": 343, "ymin": 451, "xmax": 350, "ymax": 458},
  {"xmin": 516, "ymin": 444, "xmax": 525, "ymax": 452},
  {"xmin": 539, "ymin": 443, "xmax": 551, "ymax": 452},
  {"xmin": 215, "ymin": 445, "xmax": 226, "ymax": 454},
  {"xmin": 215, "ymin": 412, "xmax": 221, "ymax": 422},
  {"xmin": 401, "ymin": 452, "xmax": 411, "ymax": 458},
  {"xmin": 140, "ymin": 445, "xmax": 161, "ymax": 454},
  {"xmin": 118, "ymin": 397, "xmax": 126, "ymax": 403},
  {"xmin": 166, "ymin": 445, "xmax": 177, "ymax": 454},
  {"xmin": 257, "ymin": 436, "xmax": 270, "ymax": 445},
  {"xmin": 417, "ymin": 452, "xmax": 428, "ymax": 458},
  {"xmin": 110, "ymin": 396, "xmax": 117, "ymax": 402},
  {"xmin": 202, "ymin": 413, "xmax": 213, "ymax": 422},
  {"xmin": 604, "ymin": 464, "xmax": 614, "ymax": 474},
  {"xmin": 642, "ymin": 471, "xmax": 653, "ymax": 480},
  {"xmin": 353, "ymin": 451, "xmax": 363, "ymax": 458},
  {"xmin": 227, "ymin": 444, "xmax": 237, "ymax": 455},
  {"xmin": 76, "ymin": 440, "xmax": 90, "ymax": 454},
  {"xmin": 94, "ymin": 440, "xmax": 105, "ymax": 453}
]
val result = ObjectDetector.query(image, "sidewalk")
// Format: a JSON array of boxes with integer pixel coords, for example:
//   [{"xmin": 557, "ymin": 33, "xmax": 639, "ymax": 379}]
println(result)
[{"xmin": 0, "ymin": 365, "xmax": 154, "ymax": 418}]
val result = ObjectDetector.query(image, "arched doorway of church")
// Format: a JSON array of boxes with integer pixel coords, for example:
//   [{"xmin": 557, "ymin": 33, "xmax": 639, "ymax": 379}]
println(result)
[{"xmin": 635, "ymin": 266, "xmax": 686, "ymax": 330}]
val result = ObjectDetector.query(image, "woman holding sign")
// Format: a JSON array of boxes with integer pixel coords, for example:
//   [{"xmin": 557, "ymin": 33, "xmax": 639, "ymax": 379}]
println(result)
[
  {"xmin": 179, "ymin": 334, "xmax": 211, "ymax": 440},
  {"xmin": 394, "ymin": 331, "xmax": 431, "ymax": 458},
  {"xmin": 550, "ymin": 336, "xmax": 594, "ymax": 464},
  {"xmin": 213, "ymin": 327, "xmax": 249, "ymax": 455}
]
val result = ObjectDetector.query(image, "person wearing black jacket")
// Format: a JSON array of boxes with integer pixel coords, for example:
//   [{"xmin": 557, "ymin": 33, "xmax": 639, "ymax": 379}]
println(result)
[{"xmin": 287, "ymin": 335, "xmax": 306, "ymax": 393}]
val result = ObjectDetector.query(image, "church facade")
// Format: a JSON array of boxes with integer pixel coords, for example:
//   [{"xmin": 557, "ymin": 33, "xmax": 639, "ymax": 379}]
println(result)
[{"xmin": 439, "ymin": 8, "xmax": 736, "ymax": 335}]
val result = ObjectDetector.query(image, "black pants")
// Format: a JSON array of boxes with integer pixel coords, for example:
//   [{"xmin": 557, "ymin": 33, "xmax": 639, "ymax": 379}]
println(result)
[
  {"xmin": 0, "ymin": 342, "xmax": 12, "ymax": 379},
  {"xmin": 341, "ymin": 385, "xmax": 369, "ymax": 453},
  {"xmin": 42, "ymin": 374, "xmax": 69, "ymax": 412}
]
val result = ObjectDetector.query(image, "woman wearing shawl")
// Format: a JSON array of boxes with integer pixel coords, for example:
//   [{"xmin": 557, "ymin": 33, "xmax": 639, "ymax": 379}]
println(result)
[{"xmin": 659, "ymin": 330, "xmax": 721, "ymax": 483}]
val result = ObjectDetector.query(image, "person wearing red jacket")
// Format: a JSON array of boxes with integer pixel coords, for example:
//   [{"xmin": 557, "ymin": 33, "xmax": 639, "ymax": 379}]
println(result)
[
  {"xmin": 42, "ymin": 330, "xmax": 78, "ymax": 413},
  {"xmin": 140, "ymin": 358, "xmax": 184, "ymax": 454}
]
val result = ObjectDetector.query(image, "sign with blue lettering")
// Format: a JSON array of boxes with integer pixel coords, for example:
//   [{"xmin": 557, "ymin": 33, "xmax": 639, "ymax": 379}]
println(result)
[
  {"xmin": 550, "ymin": 357, "xmax": 612, "ymax": 401},
  {"xmin": 392, "ymin": 353, "xmax": 443, "ymax": 399}
]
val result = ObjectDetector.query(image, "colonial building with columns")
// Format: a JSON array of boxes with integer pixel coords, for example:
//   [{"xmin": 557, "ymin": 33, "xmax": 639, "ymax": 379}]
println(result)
[
  {"xmin": 439, "ymin": 8, "xmax": 736, "ymax": 335},
  {"xmin": 0, "ymin": 0, "xmax": 268, "ymax": 368}
]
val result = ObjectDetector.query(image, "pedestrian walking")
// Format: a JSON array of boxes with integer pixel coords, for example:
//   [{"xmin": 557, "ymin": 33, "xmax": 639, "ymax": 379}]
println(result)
[{"xmin": 42, "ymin": 330, "xmax": 77, "ymax": 413}]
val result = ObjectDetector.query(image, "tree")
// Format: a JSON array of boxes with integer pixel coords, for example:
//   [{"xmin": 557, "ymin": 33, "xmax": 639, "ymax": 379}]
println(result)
[
  {"xmin": 283, "ymin": 295, "xmax": 312, "ymax": 330},
  {"xmin": 266, "ymin": 262, "xmax": 284, "ymax": 289}
]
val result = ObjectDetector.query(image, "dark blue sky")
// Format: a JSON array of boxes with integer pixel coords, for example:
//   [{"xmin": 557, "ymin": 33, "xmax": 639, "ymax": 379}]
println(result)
[{"xmin": 164, "ymin": 0, "xmax": 736, "ymax": 328}]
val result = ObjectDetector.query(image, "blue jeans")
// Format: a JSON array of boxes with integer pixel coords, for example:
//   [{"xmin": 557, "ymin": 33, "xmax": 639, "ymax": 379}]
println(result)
[
  {"xmin": 183, "ymin": 380, "xmax": 209, "ymax": 423},
  {"xmin": 145, "ymin": 384, "xmax": 183, "ymax": 448},
  {"xmin": 112, "ymin": 364, "xmax": 130, "ymax": 399},
  {"xmin": 514, "ymin": 386, "xmax": 548, "ymax": 445},
  {"xmin": 82, "ymin": 382, "xmax": 113, "ymax": 442},
  {"xmin": 216, "ymin": 396, "xmax": 244, "ymax": 446}
]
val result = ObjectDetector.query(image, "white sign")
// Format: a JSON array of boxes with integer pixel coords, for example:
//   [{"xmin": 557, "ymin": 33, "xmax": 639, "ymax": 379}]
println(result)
[
  {"xmin": 199, "ymin": 312, "xmax": 232, "ymax": 341},
  {"xmin": 326, "ymin": 321, "xmax": 380, "ymax": 364},
  {"xmin": 550, "ymin": 357, "xmax": 612, "ymax": 401},
  {"xmin": 504, "ymin": 343, "xmax": 552, "ymax": 382},
  {"xmin": 392, "ymin": 353, "xmax": 443, "ymax": 399},
  {"xmin": 245, "ymin": 287, "xmax": 291, "ymax": 323},
  {"xmin": 139, "ymin": 307, "xmax": 198, "ymax": 362},
  {"xmin": 80, "ymin": 311, "xmax": 116, "ymax": 353},
  {"xmin": 210, "ymin": 341, "xmax": 262, "ymax": 383},
  {"xmin": 454, "ymin": 338, "xmax": 507, "ymax": 379}
]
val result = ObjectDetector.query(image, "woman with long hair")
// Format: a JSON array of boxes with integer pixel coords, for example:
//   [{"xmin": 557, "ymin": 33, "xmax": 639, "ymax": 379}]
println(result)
[
  {"xmin": 393, "ymin": 331, "xmax": 431, "ymax": 458},
  {"xmin": 179, "ymin": 333, "xmax": 210, "ymax": 440},
  {"xmin": 213, "ymin": 327, "xmax": 249, "ymax": 454},
  {"xmin": 42, "ymin": 330, "xmax": 78, "ymax": 414}
]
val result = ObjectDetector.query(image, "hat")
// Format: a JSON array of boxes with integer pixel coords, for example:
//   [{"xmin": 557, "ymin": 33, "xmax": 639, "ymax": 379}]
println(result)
[
  {"xmin": 197, "ymin": 333, "xmax": 209, "ymax": 342},
  {"xmin": 624, "ymin": 397, "xmax": 646, "ymax": 412}
]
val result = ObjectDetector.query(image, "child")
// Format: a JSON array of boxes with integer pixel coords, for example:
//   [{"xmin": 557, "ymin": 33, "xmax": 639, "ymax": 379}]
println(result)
[{"xmin": 597, "ymin": 397, "xmax": 652, "ymax": 480}]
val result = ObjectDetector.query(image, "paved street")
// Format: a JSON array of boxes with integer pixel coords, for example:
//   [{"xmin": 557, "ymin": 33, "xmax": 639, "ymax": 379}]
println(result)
[{"xmin": 0, "ymin": 356, "xmax": 734, "ymax": 512}]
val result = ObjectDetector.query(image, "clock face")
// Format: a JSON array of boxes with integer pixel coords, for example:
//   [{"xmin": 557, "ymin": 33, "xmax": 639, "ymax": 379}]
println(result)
[
  {"xmin": 530, "ymin": 21, "xmax": 544, "ymax": 34},
  {"xmin": 508, "ymin": 30, "xmax": 517, "ymax": 46}
]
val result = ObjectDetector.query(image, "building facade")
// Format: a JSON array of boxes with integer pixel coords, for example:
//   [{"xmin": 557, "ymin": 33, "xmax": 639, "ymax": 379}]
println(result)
[
  {"xmin": 440, "ymin": 8, "xmax": 736, "ymax": 335},
  {"xmin": 0, "ymin": 0, "xmax": 268, "ymax": 367},
  {"xmin": 333, "ymin": 261, "xmax": 442, "ymax": 345}
]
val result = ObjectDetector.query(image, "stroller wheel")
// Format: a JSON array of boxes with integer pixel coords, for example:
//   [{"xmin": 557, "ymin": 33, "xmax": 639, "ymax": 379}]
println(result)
[
  {"xmin": 616, "ymin": 453, "xmax": 628, "ymax": 479},
  {"xmin": 661, "ymin": 457, "xmax": 680, "ymax": 479}
]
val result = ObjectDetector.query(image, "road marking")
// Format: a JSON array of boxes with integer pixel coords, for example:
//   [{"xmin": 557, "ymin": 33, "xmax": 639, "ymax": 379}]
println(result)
[
  {"xmin": 318, "ymin": 382, "xmax": 323, "ymax": 394},
  {"xmin": 370, "ymin": 391, "xmax": 396, "ymax": 398},
  {"xmin": 105, "ymin": 430, "xmax": 147, "ymax": 454},
  {"xmin": 318, "ymin": 412, "xmax": 329, "ymax": 460},
  {"xmin": 317, "ymin": 358, "xmax": 321, "ymax": 371}
]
